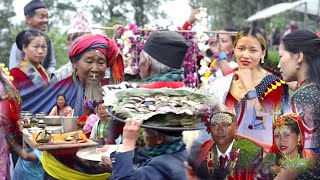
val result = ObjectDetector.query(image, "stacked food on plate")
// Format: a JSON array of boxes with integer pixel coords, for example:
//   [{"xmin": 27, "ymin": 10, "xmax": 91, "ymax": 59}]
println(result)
[{"xmin": 104, "ymin": 87, "xmax": 219, "ymax": 129}]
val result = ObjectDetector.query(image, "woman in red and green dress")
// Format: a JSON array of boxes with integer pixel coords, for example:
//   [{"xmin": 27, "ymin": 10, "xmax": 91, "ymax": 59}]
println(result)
[
  {"xmin": 0, "ymin": 64, "xmax": 22, "ymax": 179},
  {"xmin": 10, "ymin": 29, "xmax": 50, "ymax": 92},
  {"xmin": 258, "ymin": 113, "xmax": 316, "ymax": 179}
]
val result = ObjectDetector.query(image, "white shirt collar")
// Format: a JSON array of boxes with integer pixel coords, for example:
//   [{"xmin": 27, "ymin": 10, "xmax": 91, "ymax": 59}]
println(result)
[{"xmin": 216, "ymin": 140, "xmax": 234, "ymax": 161}]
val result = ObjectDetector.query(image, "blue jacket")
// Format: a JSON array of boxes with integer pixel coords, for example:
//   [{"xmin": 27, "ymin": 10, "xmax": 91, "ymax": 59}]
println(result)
[{"xmin": 111, "ymin": 148, "xmax": 187, "ymax": 180}]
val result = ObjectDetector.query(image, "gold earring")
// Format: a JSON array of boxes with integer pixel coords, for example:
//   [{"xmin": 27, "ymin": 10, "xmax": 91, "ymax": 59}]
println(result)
[
  {"xmin": 296, "ymin": 63, "xmax": 300, "ymax": 69},
  {"xmin": 261, "ymin": 57, "xmax": 264, "ymax": 64}
]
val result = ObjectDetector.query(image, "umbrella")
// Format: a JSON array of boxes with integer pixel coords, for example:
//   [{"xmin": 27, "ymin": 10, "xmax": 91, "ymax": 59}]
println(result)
[{"xmin": 246, "ymin": 0, "xmax": 319, "ymax": 22}]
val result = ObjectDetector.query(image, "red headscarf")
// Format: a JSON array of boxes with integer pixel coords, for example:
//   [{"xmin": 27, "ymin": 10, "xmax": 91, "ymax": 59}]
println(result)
[
  {"xmin": 269, "ymin": 113, "xmax": 305, "ymax": 154},
  {"xmin": 69, "ymin": 34, "xmax": 124, "ymax": 84}
]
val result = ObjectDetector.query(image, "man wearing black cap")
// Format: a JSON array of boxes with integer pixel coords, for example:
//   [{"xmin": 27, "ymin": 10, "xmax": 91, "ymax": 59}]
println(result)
[
  {"xmin": 9, "ymin": 0, "xmax": 56, "ymax": 74},
  {"xmin": 105, "ymin": 30, "xmax": 190, "ymax": 144},
  {"xmin": 139, "ymin": 30, "xmax": 189, "ymax": 83},
  {"xmin": 101, "ymin": 118, "xmax": 188, "ymax": 180}
]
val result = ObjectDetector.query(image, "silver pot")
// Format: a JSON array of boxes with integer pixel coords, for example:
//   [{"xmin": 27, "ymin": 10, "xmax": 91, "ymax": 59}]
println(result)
[
  {"xmin": 20, "ymin": 111, "xmax": 33, "ymax": 120},
  {"xmin": 42, "ymin": 116, "xmax": 62, "ymax": 126},
  {"xmin": 61, "ymin": 117, "xmax": 78, "ymax": 133},
  {"xmin": 34, "ymin": 112, "xmax": 47, "ymax": 120}
]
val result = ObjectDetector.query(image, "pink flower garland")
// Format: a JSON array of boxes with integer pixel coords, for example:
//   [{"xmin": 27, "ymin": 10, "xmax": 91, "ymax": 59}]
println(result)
[{"xmin": 116, "ymin": 24, "xmax": 204, "ymax": 87}]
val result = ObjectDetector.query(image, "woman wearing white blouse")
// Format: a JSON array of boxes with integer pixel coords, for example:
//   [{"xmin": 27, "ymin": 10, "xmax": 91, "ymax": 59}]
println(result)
[{"xmin": 90, "ymin": 101, "xmax": 109, "ymax": 144}]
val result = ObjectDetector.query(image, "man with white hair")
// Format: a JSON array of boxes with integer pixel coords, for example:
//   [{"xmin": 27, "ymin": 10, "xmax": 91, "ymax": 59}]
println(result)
[{"xmin": 138, "ymin": 30, "xmax": 189, "ymax": 84}]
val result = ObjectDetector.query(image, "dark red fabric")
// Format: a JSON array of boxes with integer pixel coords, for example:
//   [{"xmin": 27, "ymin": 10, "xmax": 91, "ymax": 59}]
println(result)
[
  {"xmin": 197, "ymin": 139, "xmax": 259, "ymax": 180},
  {"xmin": 219, "ymin": 155, "xmax": 228, "ymax": 169},
  {"xmin": 0, "ymin": 99, "xmax": 21, "ymax": 145},
  {"xmin": 182, "ymin": 21, "xmax": 191, "ymax": 30},
  {"xmin": 36, "ymin": 66, "xmax": 49, "ymax": 84},
  {"xmin": 77, "ymin": 114, "xmax": 88, "ymax": 123},
  {"xmin": 10, "ymin": 68, "xmax": 33, "ymax": 90},
  {"xmin": 225, "ymin": 93, "xmax": 238, "ymax": 111},
  {"xmin": 139, "ymin": 82, "xmax": 185, "ymax": 89}
]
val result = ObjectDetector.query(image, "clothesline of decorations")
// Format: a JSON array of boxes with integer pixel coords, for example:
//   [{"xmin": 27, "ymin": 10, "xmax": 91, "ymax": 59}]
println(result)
[
  {"xmin": 91, "ymin": 26, "xmax": 238, "ymax": 35},
  {"xmin": 99, "ymin": 8, "xmax": 224, "ymax": 88}
]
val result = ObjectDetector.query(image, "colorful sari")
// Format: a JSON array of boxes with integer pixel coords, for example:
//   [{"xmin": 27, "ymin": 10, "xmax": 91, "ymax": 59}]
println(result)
[{"xmin": 210, "ymin": 73, "xmax": 290, "ymax": 144}]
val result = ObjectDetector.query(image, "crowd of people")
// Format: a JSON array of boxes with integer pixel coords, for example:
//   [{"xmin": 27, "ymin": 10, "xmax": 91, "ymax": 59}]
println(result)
[{"xmin": 1, "ymin": 1, "xmax": 320, "ymax": 180}]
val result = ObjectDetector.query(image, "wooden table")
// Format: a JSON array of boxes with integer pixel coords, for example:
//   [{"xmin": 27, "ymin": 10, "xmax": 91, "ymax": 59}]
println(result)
[{"xmin": 22, "ymin": 128, "xmax": 98, "ymax": 151}]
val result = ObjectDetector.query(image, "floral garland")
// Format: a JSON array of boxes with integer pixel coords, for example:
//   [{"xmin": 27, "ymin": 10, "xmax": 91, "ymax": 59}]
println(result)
[
  {"xmin": 227, "ymin": 148, "xmax": 240, "ymax": 178},
  {"xmin": 179, "ymin": 28, "xmax": 199, "ymax": 87},
  {"xmin": 0, "ymin": 63, "xmax": 21, "ymax": 104},
  {"xmin": 0, "ymin": 63, "xmax": 13, "ymax": 101},
  {"xmin": 0, "ymin": 63, "xmax": 14, "ymax": 81},
  {"xmin": 182, "ymin": 7, "xmax": 209, "ymax": 87},
  {"xmin": 115, "ymin": 7, "xmax": 209, "ymax": 87},
  {"xmin": 116, "ymin": 24, "xmax": 154, "ymax": 75}
]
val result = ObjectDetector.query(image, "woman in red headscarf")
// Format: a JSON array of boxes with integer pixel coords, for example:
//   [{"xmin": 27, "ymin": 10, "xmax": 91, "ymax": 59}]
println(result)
[
  {"xmin": 258, "ymin": 113, "xmax": 316, "ymax": 179},
  {"xmin": 20, "ymin": 34, "xmax": 124, "ymax": 116}
]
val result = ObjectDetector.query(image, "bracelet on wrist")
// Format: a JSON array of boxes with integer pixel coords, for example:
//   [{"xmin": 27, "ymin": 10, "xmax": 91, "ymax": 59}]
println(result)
[{"xmin": 215, "ymin": 52, "xmax": 227, "ymax": 62}]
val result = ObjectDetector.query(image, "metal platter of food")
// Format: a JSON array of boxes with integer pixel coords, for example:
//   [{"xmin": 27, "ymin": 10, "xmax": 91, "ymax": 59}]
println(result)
[{"xmin": 104, "ymin": 88, "xmax": 219, "ymax": 130}]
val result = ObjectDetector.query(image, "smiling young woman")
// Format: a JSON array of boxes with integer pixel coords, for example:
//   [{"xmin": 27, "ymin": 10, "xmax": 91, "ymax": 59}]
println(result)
[
  {"xmin": 207, "ymin": 28, "xmax": 291, "ymax": 145},
  {"xmin": 259, "ymin": 113, "xmax": 316, "ymax": 179}
]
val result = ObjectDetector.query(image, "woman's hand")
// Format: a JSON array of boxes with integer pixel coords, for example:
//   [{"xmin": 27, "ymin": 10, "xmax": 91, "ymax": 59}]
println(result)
[
  {"xmin": 233, "ymin": 69, "xmax": 255, "ymax": 91},
  {"xmin": 230, "ymin": 69, "xmax": 255, "ymax": 101}
]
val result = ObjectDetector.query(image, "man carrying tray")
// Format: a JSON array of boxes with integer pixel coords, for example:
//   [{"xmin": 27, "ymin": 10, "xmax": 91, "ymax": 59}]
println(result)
[
  {"xmin": 105, "ymin": 30, "xmax": 190, "ymax": 144},
  {"xmin": 101, "ymin": 118, "xmax": 189, "ymax": 180}
]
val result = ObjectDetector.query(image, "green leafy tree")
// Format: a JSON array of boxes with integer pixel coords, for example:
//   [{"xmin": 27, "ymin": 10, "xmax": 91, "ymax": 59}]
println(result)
[
  {"xmin": 88, "ymin": 0, "xmax": 170, "ymax": 27},
  {"xmin": 192, "ymin": 0, "xmax": 293, "ymax": 29},
  {"xmin": 46, "ymin": 29, "xmax": 69, "ymax": 68},
  {"xmin": 0, "ymin": 0, "xmax": 16, "ymax": 66}
]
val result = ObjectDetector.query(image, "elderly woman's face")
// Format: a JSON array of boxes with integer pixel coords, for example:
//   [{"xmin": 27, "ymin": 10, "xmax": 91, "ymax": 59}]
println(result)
[{"xmin": 75, "ymin": 49, "xmax": 107, "ymax": 82}]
